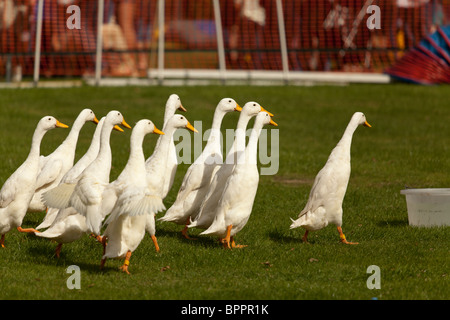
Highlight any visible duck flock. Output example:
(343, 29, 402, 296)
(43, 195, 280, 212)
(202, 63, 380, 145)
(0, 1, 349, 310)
(0, 94, 370, 274)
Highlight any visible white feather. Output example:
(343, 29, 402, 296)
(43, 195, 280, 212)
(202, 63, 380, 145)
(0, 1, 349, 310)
(160, 98, 239, 226)
(190, 102, 268, 231)
(28, 109, 98, 212)
(102, 119, 164, 262)
(36, 117, 106, 230)
(144, 112, 198, 236)
(199, 111, 274, 245)
(290, 112, 370, 235)
(0, 116, 66, 237)
(64, 110, 128, 235)
(41, 183, 76, 209)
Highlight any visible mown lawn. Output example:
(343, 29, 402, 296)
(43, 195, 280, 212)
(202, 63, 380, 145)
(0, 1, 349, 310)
(0, 83, 448, 301)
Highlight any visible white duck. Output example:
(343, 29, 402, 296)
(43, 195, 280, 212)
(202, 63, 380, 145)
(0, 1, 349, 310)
(188, 101, 273, 232)
(143, 114, 198, 249)
(36, 117, 106, 231)
(0, 116, 68, 247)
(42, 110, 131, 236)
(200, 112, 278, 248)
(145, 94, 187, 200)
(36, 118, 124, 257)
(159, 98, 241, 239)
(35, 207, 88, 257)
(290, 112, 371, 244)
(100, 119, 165, 274)
(28, 108, 99, 213)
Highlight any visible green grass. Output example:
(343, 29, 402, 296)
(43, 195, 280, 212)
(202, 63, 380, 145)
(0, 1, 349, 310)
(0, 84, 449, 300)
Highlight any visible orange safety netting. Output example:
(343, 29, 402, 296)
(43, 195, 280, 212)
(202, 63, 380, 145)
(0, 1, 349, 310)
(0, 0, 448, 79)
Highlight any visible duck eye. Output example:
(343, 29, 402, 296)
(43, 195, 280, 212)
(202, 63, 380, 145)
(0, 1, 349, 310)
(253, 103, 256, 106)
(48, 117, 52, 121)
(228, 100, 232, 103)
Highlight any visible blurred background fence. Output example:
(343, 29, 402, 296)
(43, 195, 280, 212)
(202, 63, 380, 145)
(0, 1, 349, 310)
(0, 0, 449, 85)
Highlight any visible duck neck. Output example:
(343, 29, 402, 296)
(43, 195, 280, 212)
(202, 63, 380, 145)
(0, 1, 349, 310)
(96, 122, 114, 164)
(156, 106, 176, 149)
(334, 119, 359, 156)
(147, 124, 176, 189)
(163, 103, 176, 126)
(148, 124, 176, 171)
(83, 121, 103, 158)
(205, 108, 226, 152)
(62, 115, 85, 148)
(155, 125, 176, 159)
(244, 120, 264, 165)
(28, 126, 47, 160)
(126, 130, 146, 171)
(226, 112, 252, 162)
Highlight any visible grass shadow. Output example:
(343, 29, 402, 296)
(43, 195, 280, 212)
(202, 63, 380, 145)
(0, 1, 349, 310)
(21, 213, 46, 228)
(23, 234, 108, 274)
(377, 219, 409, 228)
(156, 226, 222, 249)
(267, 228, 310, 245)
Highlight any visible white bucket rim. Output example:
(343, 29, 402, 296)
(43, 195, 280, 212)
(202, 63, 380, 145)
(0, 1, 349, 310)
(400, 188, 450, 196)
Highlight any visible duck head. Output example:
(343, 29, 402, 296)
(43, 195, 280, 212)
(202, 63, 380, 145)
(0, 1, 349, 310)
(39, 116, 69, 131)
(134, 119, 165, 136)
(168, 114, 198, 133)
(217, 98, 242, 113)
(353, 112, 372, 128)
(167, 94, 187, 113)
(257, 111, 278, 127)
(105, 110, 132, 132)
(242, 101, 274, 118)
(79, 108, 99, 124)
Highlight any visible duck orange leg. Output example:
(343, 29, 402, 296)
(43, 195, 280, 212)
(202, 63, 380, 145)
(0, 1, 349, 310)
(302, 230, 309, 243)
(119, 250, 132, 274)
(99, 236, 109, 270)
(101, 236, 107, 255)
(181, 217, 197, 240)
(230, 236, 247, 249)
(221, 225, 233, 249)
(17, 226, 40, 233)
(100, 256, 107, 270)
(1, 234, 5, 248)
(90, 233, 104, 243)
(55, 243, 63, 258)
(337, 226, 358, 245)
(151, 235, 160, 252)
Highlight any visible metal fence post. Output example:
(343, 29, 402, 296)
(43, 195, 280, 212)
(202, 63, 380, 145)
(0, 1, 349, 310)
(33, 0, 44, 87)
(213, 0, 226, 84)
(157, 0, 165, 85)
(275, 0, 289, 84)
(95, 0, 105, 86)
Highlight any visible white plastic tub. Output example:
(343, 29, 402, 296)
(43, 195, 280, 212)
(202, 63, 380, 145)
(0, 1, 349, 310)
(400, 188, 450, 227)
